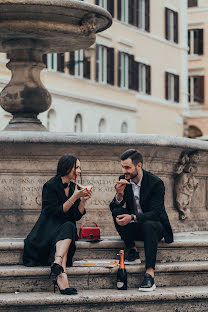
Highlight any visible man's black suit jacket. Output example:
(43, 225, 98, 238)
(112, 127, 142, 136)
(109, 169, 173, 244)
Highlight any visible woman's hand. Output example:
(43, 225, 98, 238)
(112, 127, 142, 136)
(81, 189, 92, 202)
(72, 184, 89, 200)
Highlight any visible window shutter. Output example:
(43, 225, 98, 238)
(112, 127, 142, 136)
(107, 0, 114, 17)
(135, 0, 139, 27)
(133, 61, 139, 91)
(117, 0, 122, 20)
(146, 65, 151, 95)
(129, 55, 138, 91)
(188, 30, 190, 54)
(83, 53, 91, 79)
(118, 51, 121, 87)
(107, 47, 114, 85)
(96, 44, 99, 82)
(128, 54, 134, 90)
(69, 52, 75, 75)
(165, 8, 169, 40)
(198, 29, 203, 55)
(145, 0, 150, 32)
(174, 12, 178, 43)
(57, 53, 65, 72)
(174, 74, 179, 103)
(196, 76, 204, 103)
(42, 54, 47, 66)
(128, 0, 134, 25)
(165, 72, 169, 99)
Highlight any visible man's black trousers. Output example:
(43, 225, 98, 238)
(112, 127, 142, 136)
(112, 207, 164, 270)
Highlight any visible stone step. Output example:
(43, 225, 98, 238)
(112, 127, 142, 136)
(0, 286, 208, 311)
(0, 261, 208, 293)
(1, 232, 208, 265)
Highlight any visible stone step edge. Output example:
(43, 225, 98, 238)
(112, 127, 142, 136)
(1, 233, 208, 250)
(0, 286, 208, 307)
(1, 261, 208, 277)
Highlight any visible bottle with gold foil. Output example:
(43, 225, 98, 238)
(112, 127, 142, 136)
(117, 250, 127, 290)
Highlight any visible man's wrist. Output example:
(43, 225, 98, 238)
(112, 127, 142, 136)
(131, 214, 137, 222)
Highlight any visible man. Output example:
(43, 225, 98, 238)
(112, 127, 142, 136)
(109, 149, 173, 291)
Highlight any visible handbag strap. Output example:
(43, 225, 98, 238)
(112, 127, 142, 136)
(80, 221, 99, 228)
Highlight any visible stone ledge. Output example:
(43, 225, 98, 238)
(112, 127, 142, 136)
(0, 132, 208, 150)
(1, 260, 208, 277)
(0, 231, 208, 250)
(0, 286, 208, 306)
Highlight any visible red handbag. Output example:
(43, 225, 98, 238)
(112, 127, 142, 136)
(78, 221, 100, 241)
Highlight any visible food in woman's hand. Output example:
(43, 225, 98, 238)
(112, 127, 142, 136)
(115, 179, 130, 185)
(77, 183, 93, 191)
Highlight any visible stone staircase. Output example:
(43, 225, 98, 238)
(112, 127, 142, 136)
(0, 232, 208, 311)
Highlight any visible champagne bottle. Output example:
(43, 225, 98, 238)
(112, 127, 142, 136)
(117, 250, 127, 290)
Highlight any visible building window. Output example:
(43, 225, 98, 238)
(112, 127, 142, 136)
(188, 0, 198, 7)
(75, 50, 84, 77)
(47, 109, 56, 131)
(42, 53, 65, 72)
(69, 50, 91, 79)
(188, 76, 204, 103)
(47, 53, 57, 71)
(121, 122, 128, 133)
(138, 63, 151, 94)
(118, 0, 150, 31)
(98, 118, 106, 133)
(165, 8, 178, 43)
(118, 52, 129, 89)
(74, 114, 83, 133)
(188, 29, 203, 55)
(138, 0, 150, 31)
(127, 55, 151, 94)
(96, 0, 114, 16)
(165, 72, 180, 102)
(117, 0, 129, 23)
(96, 45, 114, 85)
(96, 45, 107, 84)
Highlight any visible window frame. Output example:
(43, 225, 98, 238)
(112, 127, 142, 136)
(74, 114, 83, 133)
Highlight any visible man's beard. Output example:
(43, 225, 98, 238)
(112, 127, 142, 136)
(125, 169, 138, 180)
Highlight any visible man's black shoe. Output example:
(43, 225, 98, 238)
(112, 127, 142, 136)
(139, 273, 156, 291)
(124, 248, 141, 265)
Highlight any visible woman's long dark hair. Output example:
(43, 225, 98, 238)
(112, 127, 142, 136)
(56, 155, 78, 177)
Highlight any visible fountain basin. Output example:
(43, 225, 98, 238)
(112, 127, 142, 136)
(0, 132, 208, 237)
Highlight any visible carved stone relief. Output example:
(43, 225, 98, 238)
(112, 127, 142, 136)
(173, 151, 200, 220)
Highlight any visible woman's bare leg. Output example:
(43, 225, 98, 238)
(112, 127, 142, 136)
(54, 239, 71, 289)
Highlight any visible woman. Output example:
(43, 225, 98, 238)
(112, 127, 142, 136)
(23, 155, 91, 295)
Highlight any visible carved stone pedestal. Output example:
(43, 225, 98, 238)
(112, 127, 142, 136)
(0, 0, 112, 130)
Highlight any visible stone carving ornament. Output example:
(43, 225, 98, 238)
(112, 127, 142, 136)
(174, 151, 200, 220)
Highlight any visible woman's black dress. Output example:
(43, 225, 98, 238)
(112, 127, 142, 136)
(23, 175, 85, 267)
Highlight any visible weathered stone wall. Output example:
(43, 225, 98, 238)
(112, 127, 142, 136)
(0, 132, 208, 237)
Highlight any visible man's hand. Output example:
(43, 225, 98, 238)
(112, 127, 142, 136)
(114, 182, 126, 201)
(116, 214, 131, 226)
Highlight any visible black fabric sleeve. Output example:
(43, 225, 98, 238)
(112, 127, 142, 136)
(42, 184, 66, 218)
(136, 181, 165, 223)
(109, 196, 126, 212)
(67, 201, 86, 221)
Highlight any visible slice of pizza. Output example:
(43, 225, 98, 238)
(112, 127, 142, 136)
(77, 183, 93, 191)
(115, 179, 130, 185)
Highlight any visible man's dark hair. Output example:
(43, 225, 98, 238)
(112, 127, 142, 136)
(120, 149, 143, 165)
(56, 155, 78, 177)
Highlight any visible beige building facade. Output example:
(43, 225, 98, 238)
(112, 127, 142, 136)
(0, 0, 188, 136)
(186, 0, 208, 137)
